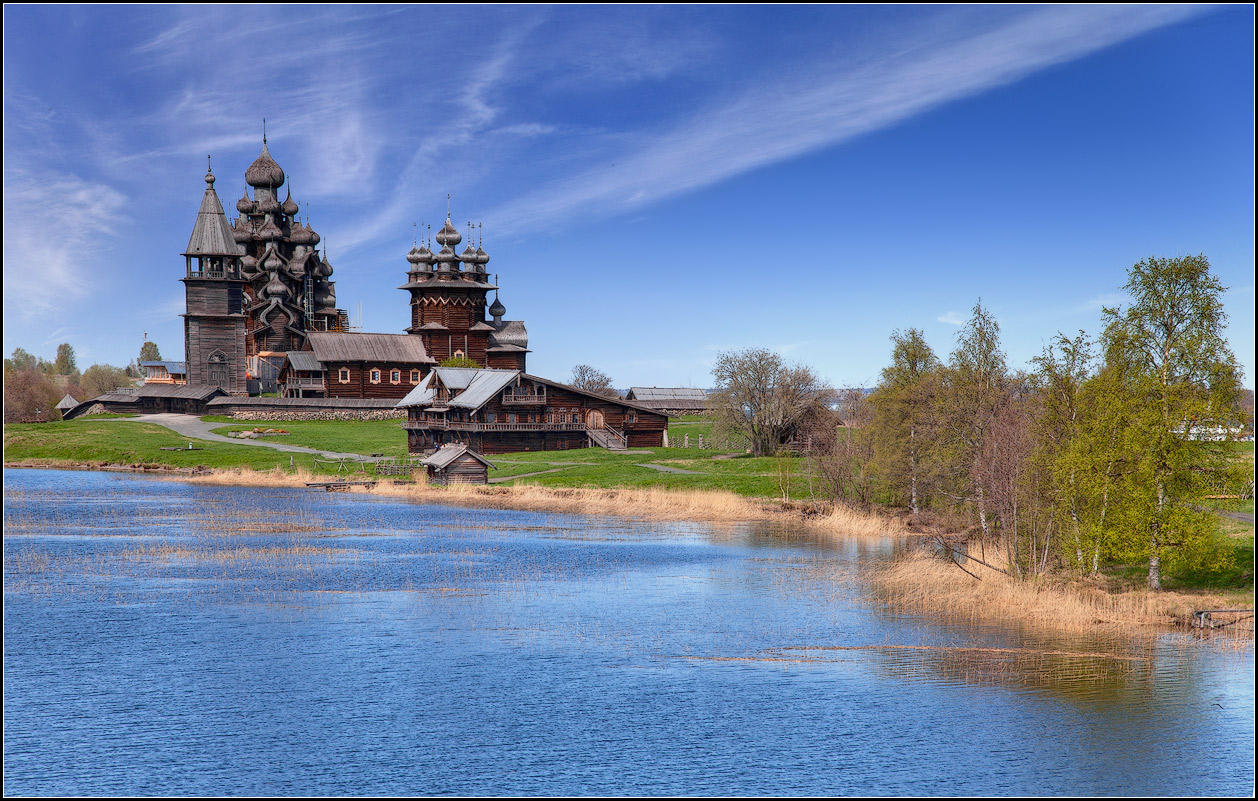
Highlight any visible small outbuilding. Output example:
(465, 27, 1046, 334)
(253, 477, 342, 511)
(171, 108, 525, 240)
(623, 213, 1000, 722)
(421, 444, 493, 486)
(54, 394, 79, 415)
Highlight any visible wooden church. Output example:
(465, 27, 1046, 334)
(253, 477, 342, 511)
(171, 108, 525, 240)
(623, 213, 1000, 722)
(176, 136, 666, 452)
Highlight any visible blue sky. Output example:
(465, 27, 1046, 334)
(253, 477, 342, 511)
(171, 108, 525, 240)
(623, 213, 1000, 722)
(3, 5, 1253, 389)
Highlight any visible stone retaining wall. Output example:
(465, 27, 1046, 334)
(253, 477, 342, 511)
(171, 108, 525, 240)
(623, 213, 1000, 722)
(222, 409, 407, 422)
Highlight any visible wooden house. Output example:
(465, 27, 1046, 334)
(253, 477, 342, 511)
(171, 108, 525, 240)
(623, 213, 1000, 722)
(141, 361, 188, 385)
(63, 385, 228, 419)
(624, 387, 709, 415)
(398, 368, 667, 455)
(421, 444, 493, 485)
(276, 332, 436, 399)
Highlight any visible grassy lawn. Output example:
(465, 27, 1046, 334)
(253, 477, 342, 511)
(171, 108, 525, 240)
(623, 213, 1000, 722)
(3, 420, 325, 472)
(201, 416, 410, 459)
(485, 445, 816, 500)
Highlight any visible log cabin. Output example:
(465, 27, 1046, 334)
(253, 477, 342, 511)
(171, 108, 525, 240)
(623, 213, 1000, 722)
(398, 368, 667, 455)
(276, 332, 435, 399)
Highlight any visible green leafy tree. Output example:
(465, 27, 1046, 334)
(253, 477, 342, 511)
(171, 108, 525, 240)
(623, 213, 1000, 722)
(869, 328, 941, 514)
(438, 356, 481, 368)
(5, 348, 37, 372)
(54, 343, 78, 376)
(139, 340, 161, 363)
(934, 301, 1009, 542)
(80, 364, 135, 399)
(1100, 254, 1242, 589)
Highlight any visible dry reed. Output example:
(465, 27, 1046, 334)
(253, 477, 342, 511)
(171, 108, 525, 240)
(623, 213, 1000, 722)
(873, 548, 1255, 636)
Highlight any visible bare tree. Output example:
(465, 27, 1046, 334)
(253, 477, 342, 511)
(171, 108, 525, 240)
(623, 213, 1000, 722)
(820, 388, 875, 507)
(708, 348, 834, 457)
(569, 364, 617, 397)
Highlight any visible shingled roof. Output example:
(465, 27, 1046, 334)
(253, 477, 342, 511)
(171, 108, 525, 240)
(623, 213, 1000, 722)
(184, 174, 244, 257)
(625, 387, 709, 410)
(306, 332, 435, 364)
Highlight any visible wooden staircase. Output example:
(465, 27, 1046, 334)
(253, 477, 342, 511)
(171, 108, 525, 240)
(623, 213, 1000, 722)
(587, 426, 627, 450)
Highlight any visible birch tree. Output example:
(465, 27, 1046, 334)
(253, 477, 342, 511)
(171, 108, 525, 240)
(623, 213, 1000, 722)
(1101, 254, 1242, 589)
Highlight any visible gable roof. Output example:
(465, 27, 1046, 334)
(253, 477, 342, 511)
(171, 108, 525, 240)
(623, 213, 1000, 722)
(626, 387, 708, 401)
(55, 394, 79, 410)
(306, 332, 435, 365)
(396, 367, 667, 416)
(421, 443, 494, 471)
(284, 351, 324, 372)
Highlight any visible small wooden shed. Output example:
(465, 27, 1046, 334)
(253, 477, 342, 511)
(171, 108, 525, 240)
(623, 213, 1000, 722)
(421, 444, 493, 486)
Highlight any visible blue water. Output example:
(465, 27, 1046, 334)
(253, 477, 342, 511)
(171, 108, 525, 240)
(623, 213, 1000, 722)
(3, 469, 1254, 795)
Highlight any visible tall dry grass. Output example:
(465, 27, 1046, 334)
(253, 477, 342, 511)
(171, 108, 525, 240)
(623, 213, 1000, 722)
(874, 548, 1255, 635)
(175, 465, 912, 536)
(367, 480, 765, 523)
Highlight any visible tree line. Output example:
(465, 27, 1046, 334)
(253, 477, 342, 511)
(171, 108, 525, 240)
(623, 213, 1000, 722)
(707, 255, 1251, 590)
(3, 341, 161, 423)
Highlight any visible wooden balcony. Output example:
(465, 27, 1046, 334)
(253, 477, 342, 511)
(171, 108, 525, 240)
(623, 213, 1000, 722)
(501, 391, 546, 405)
(402, 419, 587, 433)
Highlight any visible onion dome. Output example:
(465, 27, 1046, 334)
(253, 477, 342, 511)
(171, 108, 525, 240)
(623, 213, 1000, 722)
(488, 296, 506, 319)
(263, 247, 284, 272)
(280, 190, 299, 217)
(290, 220, 315, 246)
(460, 244, 478, 268)
(415, 244, 435, 271)
(236, 192, 255, 214)
(256, 194, 280, 215)
(265, 273, 290, 299)
(306, 225, 321, 246)
(406, 245, 423, 265)
(288, 257, 306, 279)
(318, 254, 334, 278)
(241, 254, 259, 278)
(475, 246, 489, 266)
(435, 219, 461, 248)
(205, 169, 216, 185)
(232, 220, 253, 244)
(245, 142, 285, 188)
(258, 217, 283, 242)
(435, 245, 456, 271)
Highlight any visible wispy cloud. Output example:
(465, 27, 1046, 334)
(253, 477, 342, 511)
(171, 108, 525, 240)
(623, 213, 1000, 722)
(937, 311, 966, 326)
(486, 5, 1207, 233)
(2, 171, 129, 318)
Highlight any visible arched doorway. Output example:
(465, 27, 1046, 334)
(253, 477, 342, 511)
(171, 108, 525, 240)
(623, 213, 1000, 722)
(585, 409, 605, 429)
(208, 352, 229, 389)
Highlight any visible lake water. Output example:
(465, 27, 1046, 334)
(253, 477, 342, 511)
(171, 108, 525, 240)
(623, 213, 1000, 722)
(3, 468, 1253, 796)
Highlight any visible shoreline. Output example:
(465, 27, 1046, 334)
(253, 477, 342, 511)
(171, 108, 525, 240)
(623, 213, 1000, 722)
(6, 460, 1252, 637)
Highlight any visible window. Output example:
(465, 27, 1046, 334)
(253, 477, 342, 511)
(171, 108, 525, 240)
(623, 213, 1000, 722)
(627, 411, 637, 424)
(390, 369, 401, 384)
(338, 367, 350, 384)
(571, 413, 580, 424)
(487, 413, 496, 422)
(410, 370, 420, 383)
(370, 369, 381, 384)
(453, 349, 465, 359)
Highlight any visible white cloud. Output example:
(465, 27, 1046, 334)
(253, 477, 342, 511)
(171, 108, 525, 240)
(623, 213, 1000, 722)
(486, 5, 1207, 233)
(2, 171, 129, 319)
(938, 311, 965, 326)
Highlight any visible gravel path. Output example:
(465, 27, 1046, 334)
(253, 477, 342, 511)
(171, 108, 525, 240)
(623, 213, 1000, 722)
(93, 413, 386, 461)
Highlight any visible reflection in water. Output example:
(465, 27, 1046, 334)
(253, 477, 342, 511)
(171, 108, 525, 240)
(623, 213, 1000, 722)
(3, 469, 1254, 796)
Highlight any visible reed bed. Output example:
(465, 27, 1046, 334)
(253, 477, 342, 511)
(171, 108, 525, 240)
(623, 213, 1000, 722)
(873, 548, 1255, 637)
(178, 464, 910, 540)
